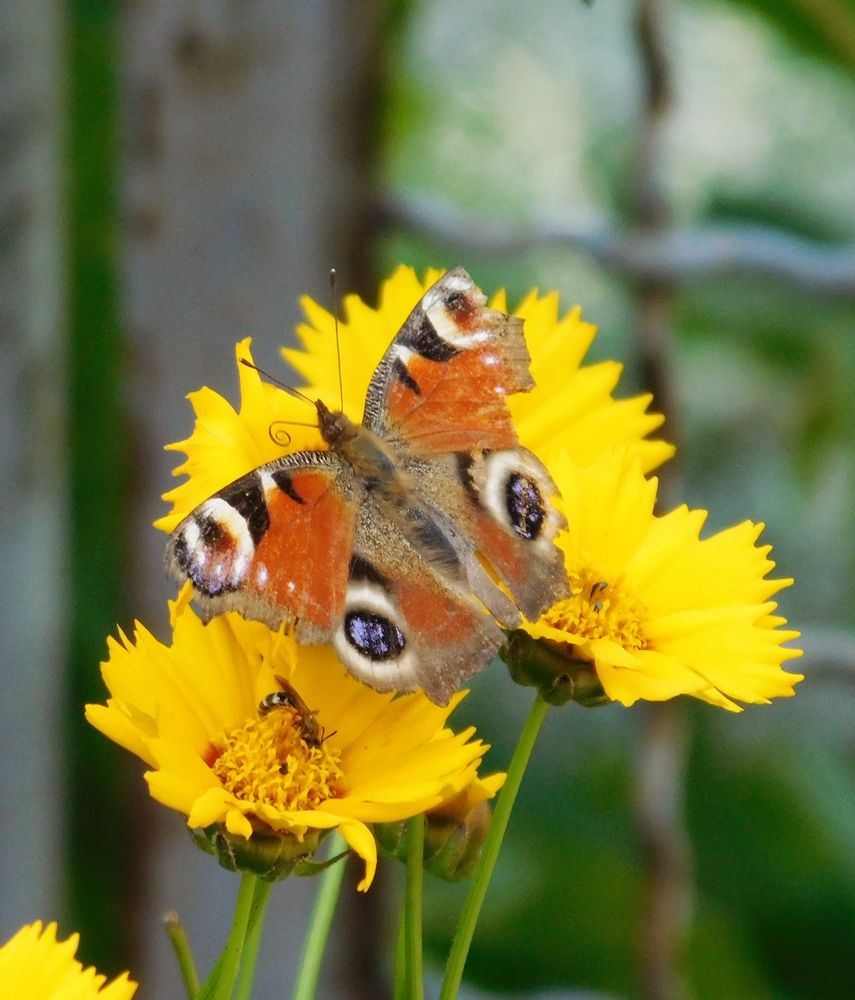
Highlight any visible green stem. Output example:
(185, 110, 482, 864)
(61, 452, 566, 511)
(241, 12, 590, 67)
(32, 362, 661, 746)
(164, 911, 200, 999)
(201, 873, 257, 1000)
(292, 833, 348, 1000)
(439, 692, 550, 1000)
(393, 900, 408, 1000)
(404, 815, 425, 1000)
(233, 878, 274, 1000)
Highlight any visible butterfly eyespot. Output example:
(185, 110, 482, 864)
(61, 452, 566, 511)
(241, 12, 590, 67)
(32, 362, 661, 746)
(505, 472, 545, 541)
(171, 533, 190, 571)
(199, 518, 227, 546)
(218, 478, 271, 545)
(344, 610, 407, 661)
(445, 290, 466, 312)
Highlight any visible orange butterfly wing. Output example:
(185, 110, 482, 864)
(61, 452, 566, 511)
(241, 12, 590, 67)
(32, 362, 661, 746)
(166, 452, 358, 640)
(363, 266, 532, 453)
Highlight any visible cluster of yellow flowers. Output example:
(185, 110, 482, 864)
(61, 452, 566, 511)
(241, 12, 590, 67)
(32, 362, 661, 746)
(7, 266, 803, 997)
(6, 267, 802, 1000)
(84, 265, 802, 896)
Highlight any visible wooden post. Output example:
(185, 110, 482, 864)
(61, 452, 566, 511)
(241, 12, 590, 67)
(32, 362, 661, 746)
(0, 0, 66, 942)
(121, 3, 383, 993)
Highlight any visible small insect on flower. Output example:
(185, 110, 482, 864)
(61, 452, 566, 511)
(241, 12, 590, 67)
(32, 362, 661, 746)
(258, 674, 332, 748)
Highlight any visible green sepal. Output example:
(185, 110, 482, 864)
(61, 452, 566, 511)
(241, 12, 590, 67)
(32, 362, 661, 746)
(189, 823, 324, 881)
(376, 817, 406, 860)
(293, 849, 350, 877)
(500, 629, 610, 707)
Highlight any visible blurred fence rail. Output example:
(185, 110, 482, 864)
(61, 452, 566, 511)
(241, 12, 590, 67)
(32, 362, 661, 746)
(380, 194, 855, 299)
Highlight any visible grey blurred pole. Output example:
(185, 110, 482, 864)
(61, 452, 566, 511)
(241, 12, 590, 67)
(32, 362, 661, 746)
(121, 3, 384, 996)
(0, 0, 66, 939)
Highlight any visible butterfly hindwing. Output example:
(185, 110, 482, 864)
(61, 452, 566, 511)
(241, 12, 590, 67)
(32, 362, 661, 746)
(403, 448, 567, 622)
(331, 497, 505, 704)
(166, 451, 359, 640)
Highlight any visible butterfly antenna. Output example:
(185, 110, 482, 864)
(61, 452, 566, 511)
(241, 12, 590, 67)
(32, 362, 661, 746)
(330, 268, 344, 412)
(239, 358, 314, 406)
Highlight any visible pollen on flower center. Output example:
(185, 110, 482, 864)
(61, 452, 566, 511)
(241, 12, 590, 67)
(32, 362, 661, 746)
(542, 569, 649, 651)
(212, 709, 345, 814)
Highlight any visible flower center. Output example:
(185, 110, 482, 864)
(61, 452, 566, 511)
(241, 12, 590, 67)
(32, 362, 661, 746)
(212, 708, 345, 814)
(542, 569, 648, 651)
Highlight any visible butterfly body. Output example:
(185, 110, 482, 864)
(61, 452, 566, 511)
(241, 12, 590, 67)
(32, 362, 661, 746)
(315, 400, 412, 502)
(167, 267, 567, 704)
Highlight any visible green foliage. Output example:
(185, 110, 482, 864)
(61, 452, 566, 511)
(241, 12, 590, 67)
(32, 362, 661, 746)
(689, 715, 855, 998)
(727, 0, 855, 75)
(65, 0, 132, 977)
(424, 701, 836, 997)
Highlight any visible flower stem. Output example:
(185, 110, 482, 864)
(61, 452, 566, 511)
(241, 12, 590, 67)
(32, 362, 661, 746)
(404, 815, 426, 1000)
(200, 873, 257, 1000)
(393, 901, 408, 1000)
(164, 911, 200, 999)
(439, 691, 550, 1000)
(233, 877, 274, 1000)
(293, 833, 348, 1000)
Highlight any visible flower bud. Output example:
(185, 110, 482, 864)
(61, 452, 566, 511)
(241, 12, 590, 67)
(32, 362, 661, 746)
(377, 781, 499, 882)
(190, 824, 322, 881)
(500, 628, 609, 707)
(423, 792, 493, 882)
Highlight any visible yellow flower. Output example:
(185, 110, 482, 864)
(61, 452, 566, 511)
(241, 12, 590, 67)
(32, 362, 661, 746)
(85, 598, 498, 890)
(0, 921, 136, 1000)
(522, 449, 803, 711)
(156, 265, 672, 532)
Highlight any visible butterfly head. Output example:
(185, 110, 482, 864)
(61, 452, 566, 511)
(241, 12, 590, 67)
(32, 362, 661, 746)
(316, 399, 359, 449)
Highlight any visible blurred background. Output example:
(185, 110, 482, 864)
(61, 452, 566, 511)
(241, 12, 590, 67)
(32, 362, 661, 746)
(1, 0, 853, 997)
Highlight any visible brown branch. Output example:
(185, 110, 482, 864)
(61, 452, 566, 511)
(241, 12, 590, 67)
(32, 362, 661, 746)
(635, 704, 692, 1000)
(629, 4, 691, 1000)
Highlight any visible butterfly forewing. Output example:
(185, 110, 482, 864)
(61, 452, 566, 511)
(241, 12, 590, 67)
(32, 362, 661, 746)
(363, 267, 534, 453)
(166, 451, 359, 640)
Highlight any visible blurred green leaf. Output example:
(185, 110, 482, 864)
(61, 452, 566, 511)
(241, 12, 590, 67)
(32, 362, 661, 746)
(65, 0, 133, 978)
(728, 0, 855, 74)
(690, 717, 855, 998)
